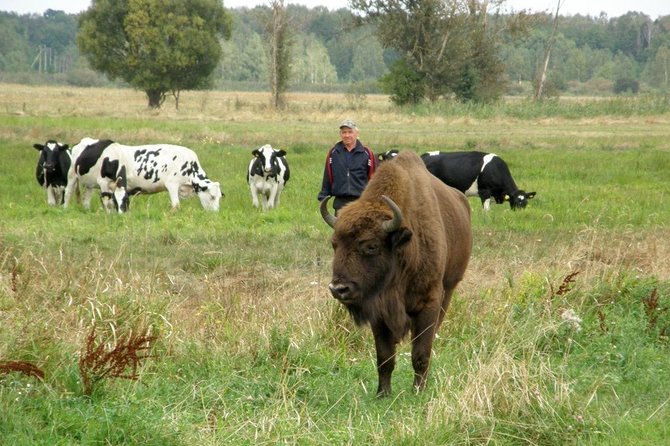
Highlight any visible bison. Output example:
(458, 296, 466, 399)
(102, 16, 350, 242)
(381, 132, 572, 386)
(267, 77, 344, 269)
(320, 151, 472, 396)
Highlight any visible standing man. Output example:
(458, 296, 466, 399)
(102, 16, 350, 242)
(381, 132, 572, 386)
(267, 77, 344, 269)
(318, 119, 376, 214)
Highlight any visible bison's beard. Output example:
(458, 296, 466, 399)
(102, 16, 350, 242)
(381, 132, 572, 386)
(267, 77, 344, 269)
(338, 262, 400, 328)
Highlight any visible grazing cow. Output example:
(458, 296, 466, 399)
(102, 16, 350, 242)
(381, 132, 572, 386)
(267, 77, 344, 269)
(376, 149, 399, 163)
(34, 140, 71, 205)
(63, 138, 121, 212)
(421, 151, 536, 210)
(247, 144, 290, 211)
(65, 138, 222, 213)
(320, 151, 472, 397)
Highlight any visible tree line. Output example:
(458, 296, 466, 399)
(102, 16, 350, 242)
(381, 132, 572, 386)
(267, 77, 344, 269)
(1, 1, 668, 105)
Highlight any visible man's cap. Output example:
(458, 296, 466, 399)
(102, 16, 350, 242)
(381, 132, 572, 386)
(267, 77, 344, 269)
(339, 119, 357, 129)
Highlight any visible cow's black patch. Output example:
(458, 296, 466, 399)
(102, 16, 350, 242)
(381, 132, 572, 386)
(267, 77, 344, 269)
(101, 157, 120, 181)
(76, 139, 114, 175)
(134, 148, 163, 183)
(180, 161, 201, 177)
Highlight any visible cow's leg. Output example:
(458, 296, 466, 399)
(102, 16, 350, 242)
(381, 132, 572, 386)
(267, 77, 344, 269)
(479, 190, 493, 211)
(410, 301, 442, 392)
(54, 185, 65, 205)
(371, 322, 396, 397)
(267, 183, 278, 209)
(250, 184, 260, 209)
(165, 183, 181, 209)
(82, 187, 94, 210)
(63, 168, 78, 208)
(260, 190, 269, 212)
(274, 187, 282, 208)
(46, 186, 57, 206)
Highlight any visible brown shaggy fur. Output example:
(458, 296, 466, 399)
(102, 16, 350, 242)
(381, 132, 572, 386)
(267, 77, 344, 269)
(327, 151, 472, 396)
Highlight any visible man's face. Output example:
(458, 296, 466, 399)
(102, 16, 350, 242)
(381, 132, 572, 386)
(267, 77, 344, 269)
(339, 127, 358, 148)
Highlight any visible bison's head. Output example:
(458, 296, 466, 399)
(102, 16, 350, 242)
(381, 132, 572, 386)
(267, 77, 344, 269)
(507, 190, 536, 210)
(321, 195, 412, 307)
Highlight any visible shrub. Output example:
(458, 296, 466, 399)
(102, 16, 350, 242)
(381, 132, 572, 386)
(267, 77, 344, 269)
(614, 77, 640, 94)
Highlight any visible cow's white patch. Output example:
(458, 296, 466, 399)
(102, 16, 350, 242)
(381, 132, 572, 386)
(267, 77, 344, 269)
(426, 151, 440, 156)
(464, 180, 479, 197)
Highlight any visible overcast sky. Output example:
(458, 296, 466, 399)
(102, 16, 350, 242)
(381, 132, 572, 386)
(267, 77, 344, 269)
(1, 0, 668, 19)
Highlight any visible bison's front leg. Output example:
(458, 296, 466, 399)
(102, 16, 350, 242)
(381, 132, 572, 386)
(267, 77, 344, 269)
(410, 307, 441, 391)
(371, 322, 396, 397)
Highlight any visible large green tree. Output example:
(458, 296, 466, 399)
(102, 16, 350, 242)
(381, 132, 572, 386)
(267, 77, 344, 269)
(77, 0, 232, 108)
(351, 0, 509, 104)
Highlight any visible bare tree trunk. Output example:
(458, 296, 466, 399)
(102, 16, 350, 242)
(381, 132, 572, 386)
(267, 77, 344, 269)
(535, 0, 563, 100)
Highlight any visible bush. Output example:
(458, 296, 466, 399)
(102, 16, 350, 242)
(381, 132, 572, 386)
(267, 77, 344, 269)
(614, 77, 640, 94)
(380, 59, 425, 105)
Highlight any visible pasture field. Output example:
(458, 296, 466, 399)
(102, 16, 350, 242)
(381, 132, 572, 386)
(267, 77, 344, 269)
(1, 84, 669, 445)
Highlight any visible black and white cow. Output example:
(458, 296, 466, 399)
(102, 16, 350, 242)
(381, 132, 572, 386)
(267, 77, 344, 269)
(64, 138, 121, 212)
(421, 151, 536, 210)
(34, 140, 71, 205)
(65, 138, 222, 213)
(246, 144, 290, 211)
(377, 149, 399, 163)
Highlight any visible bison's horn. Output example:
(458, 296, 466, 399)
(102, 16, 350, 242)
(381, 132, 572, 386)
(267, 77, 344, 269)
(320, 196, 337, 228)
(381, 195, 403, 233)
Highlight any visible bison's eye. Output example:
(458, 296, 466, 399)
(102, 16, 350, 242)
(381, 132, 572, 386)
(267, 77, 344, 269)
(360, 241, 380, 256)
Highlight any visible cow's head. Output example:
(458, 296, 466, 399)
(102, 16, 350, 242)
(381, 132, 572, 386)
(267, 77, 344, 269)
(111, 166, 131, 213)
(195, 181, 222, 212)
(321, 195, 412, 306)
(377, 149, 399, 163)
(507, 190, 536, 210)
(252, 145, 286, 177)
(34, 140, 69, 172)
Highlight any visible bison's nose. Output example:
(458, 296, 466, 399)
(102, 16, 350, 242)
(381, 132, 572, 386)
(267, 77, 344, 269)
(329, 282, 351, 301)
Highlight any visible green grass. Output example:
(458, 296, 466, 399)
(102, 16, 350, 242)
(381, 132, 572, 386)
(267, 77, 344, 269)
(1, 85, 669, 445)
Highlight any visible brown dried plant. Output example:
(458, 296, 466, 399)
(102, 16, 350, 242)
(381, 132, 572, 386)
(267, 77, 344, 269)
(642, 288, 668, 336)
(553, 271, 580, 298)
(79, 325, 158, 396)
(11, 264, 18, 293)
(0, 360, 45, 380)
(597, 309, 609, 333)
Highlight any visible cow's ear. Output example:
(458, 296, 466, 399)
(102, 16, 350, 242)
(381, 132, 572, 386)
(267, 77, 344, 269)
(276, 150, 286, 157)
(252, 149, 260, 157)
(33, 144, 44, 150)
(58, 144, 69, 151)
(527, 192, 536, 199)
(389, 227, 412, 250)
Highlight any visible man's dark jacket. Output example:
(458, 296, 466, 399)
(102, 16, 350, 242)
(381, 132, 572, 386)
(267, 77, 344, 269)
(317, 140, 374, 207)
